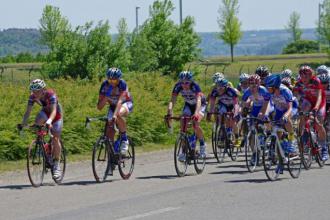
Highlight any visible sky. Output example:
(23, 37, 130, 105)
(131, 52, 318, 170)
(0, 0, 324, 33)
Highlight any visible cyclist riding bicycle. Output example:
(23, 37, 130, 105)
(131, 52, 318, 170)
(97, 67, 133, 154)
(318, 72, 330, 112)
(255, 66, 271, 86)
(281, 77, 299, 118)
(167, 71, 207, 159)
(263, 74, 297, 156)
(237, 73, 250, 94)
(293, 65, 328, 161)
(207, 78, 240, 141)
(19, 79, 63, 180)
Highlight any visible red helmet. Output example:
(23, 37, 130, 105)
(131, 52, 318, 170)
(299, 65, 313, 75)
(249, 74, 261, 85)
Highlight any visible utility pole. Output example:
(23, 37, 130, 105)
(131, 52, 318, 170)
(318, 2, 324, 52)
(136, 6, 140, 31)
(179, 0, 183, 24)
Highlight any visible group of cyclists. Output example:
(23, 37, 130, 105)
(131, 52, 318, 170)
(166, 64, 330, 167)
(17, 62, 330, 182)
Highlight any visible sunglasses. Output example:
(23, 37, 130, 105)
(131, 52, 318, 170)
(181, 81, 191, 85)
(249, 83, 258, 87)
(108, 78, 119, 83)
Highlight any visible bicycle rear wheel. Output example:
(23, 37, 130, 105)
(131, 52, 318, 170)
(215, 126, 227, 163)
(174, 135, 188, 177)
(229, 132, 238, 161)
(315, 146, 325, 168)
(52, 141, 66, 184)
(211, 123, 217, 157)
(194, 146, 206, 174)
(92, 137, 110, 183)
(299, 132, 312, 170)
(262, 136, 280, 181)
(27, 141, 45, 187)
(118, 137, 135, 180)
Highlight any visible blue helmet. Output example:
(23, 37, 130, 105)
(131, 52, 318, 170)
(179, 71, 193, 81)
(106, 68, 122, 79)
(215, 78, 229, 87)
(264, 74, 282, 88)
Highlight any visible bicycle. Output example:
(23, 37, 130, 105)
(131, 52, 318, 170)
(298, 112, 325, 169)
(324, 109, 330, 157)
(164, 115, 206, 177)
(86, 116, 135, 183)
(212, 112, 240, 163)
(262, 120, 301, 181)
(241, 116, 267, 173)
(19, 124, 66, 187)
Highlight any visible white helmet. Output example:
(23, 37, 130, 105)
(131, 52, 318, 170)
(29, 79, 46, 91)
(212, 72, 224, 83)
(281, 69, 292, 79)
(239, 73, 250, 83)
(316, 65, 329, 75)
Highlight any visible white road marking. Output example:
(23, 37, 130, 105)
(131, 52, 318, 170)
(116, 207, 180, 220)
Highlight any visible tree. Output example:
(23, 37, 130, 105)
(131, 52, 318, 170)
(285, 11, 302, 42)
(129, 0, 200, 73)
(318, 0, 330, 47)
(217, 0, 242, 62)
(39, 5, 70, 50)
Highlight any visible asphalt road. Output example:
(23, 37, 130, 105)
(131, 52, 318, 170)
(1, 150, 330, 220)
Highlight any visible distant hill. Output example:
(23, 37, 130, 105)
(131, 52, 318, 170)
(199, 28, 317, 57)
(0, 28, 317, 58)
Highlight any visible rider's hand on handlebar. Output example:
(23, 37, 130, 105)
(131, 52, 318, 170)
(192, 114, 200, 122)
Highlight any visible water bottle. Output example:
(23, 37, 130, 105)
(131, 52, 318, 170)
(311, 131, 317, 143)
(189, 133, 196, 149)
(114, 139, 120, 154)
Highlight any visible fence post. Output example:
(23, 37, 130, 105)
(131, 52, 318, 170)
(11, 69, 14, 83)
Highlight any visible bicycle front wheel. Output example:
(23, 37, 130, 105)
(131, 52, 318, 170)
(27, 141, 45, 187)
(299, 132, 312, 170)
(118, 137, 135, 180)
(174, 135, 188, 177)
(262, 136, 280, 181)
(92, 137, 110, 183)
(211, 123, 217, 157)
(215, 126, 227, 163)
(194, 146, 206, 174)
(245, 132, 258, 173)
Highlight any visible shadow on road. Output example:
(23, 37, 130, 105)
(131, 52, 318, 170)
(224, 178, 271, 184)
(136, 174, 178, 180)
(61, 180, 111, 186)
(0, 184, 32, 190)
(217, 164, 247, 169)
(209, 170, 248, 175)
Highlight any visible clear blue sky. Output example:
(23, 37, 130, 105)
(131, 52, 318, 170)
(0, 0, 324, 33)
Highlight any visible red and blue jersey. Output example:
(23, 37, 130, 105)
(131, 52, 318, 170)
(172, 81, 206, 105)
(28, 89, 62, 122)
(99, 79, 132, 106)
(210, 87, 239, 107)
(265, 84, 293, 112)
(242, 86, 269, 117)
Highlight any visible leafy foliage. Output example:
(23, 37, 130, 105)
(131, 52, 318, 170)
(282, 39, 319, 54)
(285, 11, 302, 42)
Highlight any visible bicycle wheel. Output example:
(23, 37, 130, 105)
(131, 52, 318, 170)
(299, 132, 312, 170)
(262, 136, 280, 181)
(315, 145, 325, 168)
(52, 141, 66, 184)
(211, 123, 217, 157)
(118, 137, 135, 180)
(27, 141, 45, 187)
(194, 145, 206, 174)
(215, 126, 227, 163)
(287, 153, 301, 179)
(229, 132, 239, 161)
(174, 135, 188, 177)
(92, 137, 110, 183)
(245, 132, 258, 173)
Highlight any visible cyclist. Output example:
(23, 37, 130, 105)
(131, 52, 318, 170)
(167, 71, 207, 159)
(263, 74, 297, 156)
(293, 65, 328, 161)
(97, 68, 133, 154)
(237, 73, 250, 94)
(19, 79, 63, 180)
(281, 77, 299, 118)
(255, 65, 271, 86)
(207, 77, 240, 143)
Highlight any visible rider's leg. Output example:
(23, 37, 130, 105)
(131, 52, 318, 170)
(315, 107, 328, 160)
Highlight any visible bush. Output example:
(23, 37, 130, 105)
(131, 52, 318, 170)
(282, 39, 319, 54)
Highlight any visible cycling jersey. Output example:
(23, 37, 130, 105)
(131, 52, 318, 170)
(99, 79, 132, 106)
(265, 85, 293, 120)
(28, 89, 62, 122)
(294, 76, 326, 110)
(172, 81, 206, 105)
(242, 86, 269, 117)
(237, 83, 249, 94)
(210, 87, 239, 107)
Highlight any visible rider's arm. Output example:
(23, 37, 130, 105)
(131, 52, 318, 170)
(194, 95, 202, 115)
(47, 103, 57, 124)
(97, 97, 108, 110)
(314, 89, 322, 110)
(284, 102, 292, 118)
(113, 92, 125, 117)
(260, 100, 269, 117)
(209, 96, 216, 112)
(22, 104, 33, 125)
(168, 95, 177, 115)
